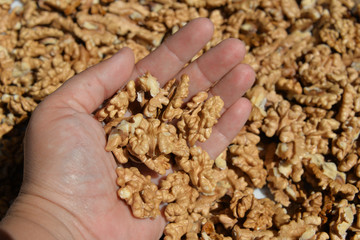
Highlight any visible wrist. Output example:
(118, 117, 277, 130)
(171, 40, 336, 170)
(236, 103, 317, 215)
(0, 193, 87, 240)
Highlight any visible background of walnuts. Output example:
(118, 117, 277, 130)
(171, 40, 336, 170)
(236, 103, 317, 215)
(1, 0, 360, 239)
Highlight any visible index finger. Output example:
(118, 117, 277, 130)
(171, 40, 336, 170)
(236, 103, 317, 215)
(130, 18, 214, 84)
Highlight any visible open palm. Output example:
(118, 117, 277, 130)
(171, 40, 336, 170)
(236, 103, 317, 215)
(1, 18, 254, 240)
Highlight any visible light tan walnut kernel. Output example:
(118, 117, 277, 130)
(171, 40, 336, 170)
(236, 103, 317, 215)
(116, 167, 162, 218)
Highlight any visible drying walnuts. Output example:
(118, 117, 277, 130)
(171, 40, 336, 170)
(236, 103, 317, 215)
(1, 0, 360, 239)
(96, 73, 226, 239)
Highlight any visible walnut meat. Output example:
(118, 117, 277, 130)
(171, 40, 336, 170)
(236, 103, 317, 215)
(2, 0, 360, 239)
(97, 73, 224, 230)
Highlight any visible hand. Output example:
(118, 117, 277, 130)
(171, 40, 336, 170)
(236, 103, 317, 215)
(0, 18, 254, 240)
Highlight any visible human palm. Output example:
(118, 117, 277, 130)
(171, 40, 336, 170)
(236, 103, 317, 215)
(1, 18, 254, 240)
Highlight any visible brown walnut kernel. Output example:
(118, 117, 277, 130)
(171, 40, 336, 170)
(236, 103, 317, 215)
(116, 167, 162, 218)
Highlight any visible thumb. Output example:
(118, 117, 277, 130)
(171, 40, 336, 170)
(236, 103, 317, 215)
(46, 47, 135, 114)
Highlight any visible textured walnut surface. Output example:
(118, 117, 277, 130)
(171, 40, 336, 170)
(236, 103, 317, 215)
(1, 0, 360, 239)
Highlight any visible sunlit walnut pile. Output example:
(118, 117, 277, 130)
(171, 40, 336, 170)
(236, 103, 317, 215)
(1, 0, 360, 239)
(96, 73, 228, 239)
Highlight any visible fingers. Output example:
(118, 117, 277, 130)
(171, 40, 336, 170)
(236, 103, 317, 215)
(47, 48, 135, 113)
(197, 98, 252, 159)
(195, 63, 255, 159)
(130, 18, 214, 84)
(178, 38, 246, 100)
(209, 64, 255, 110)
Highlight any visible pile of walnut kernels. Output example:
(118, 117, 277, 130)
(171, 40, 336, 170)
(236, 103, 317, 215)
(96, 72, 226, 240)
(1, 0, 360, 239)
